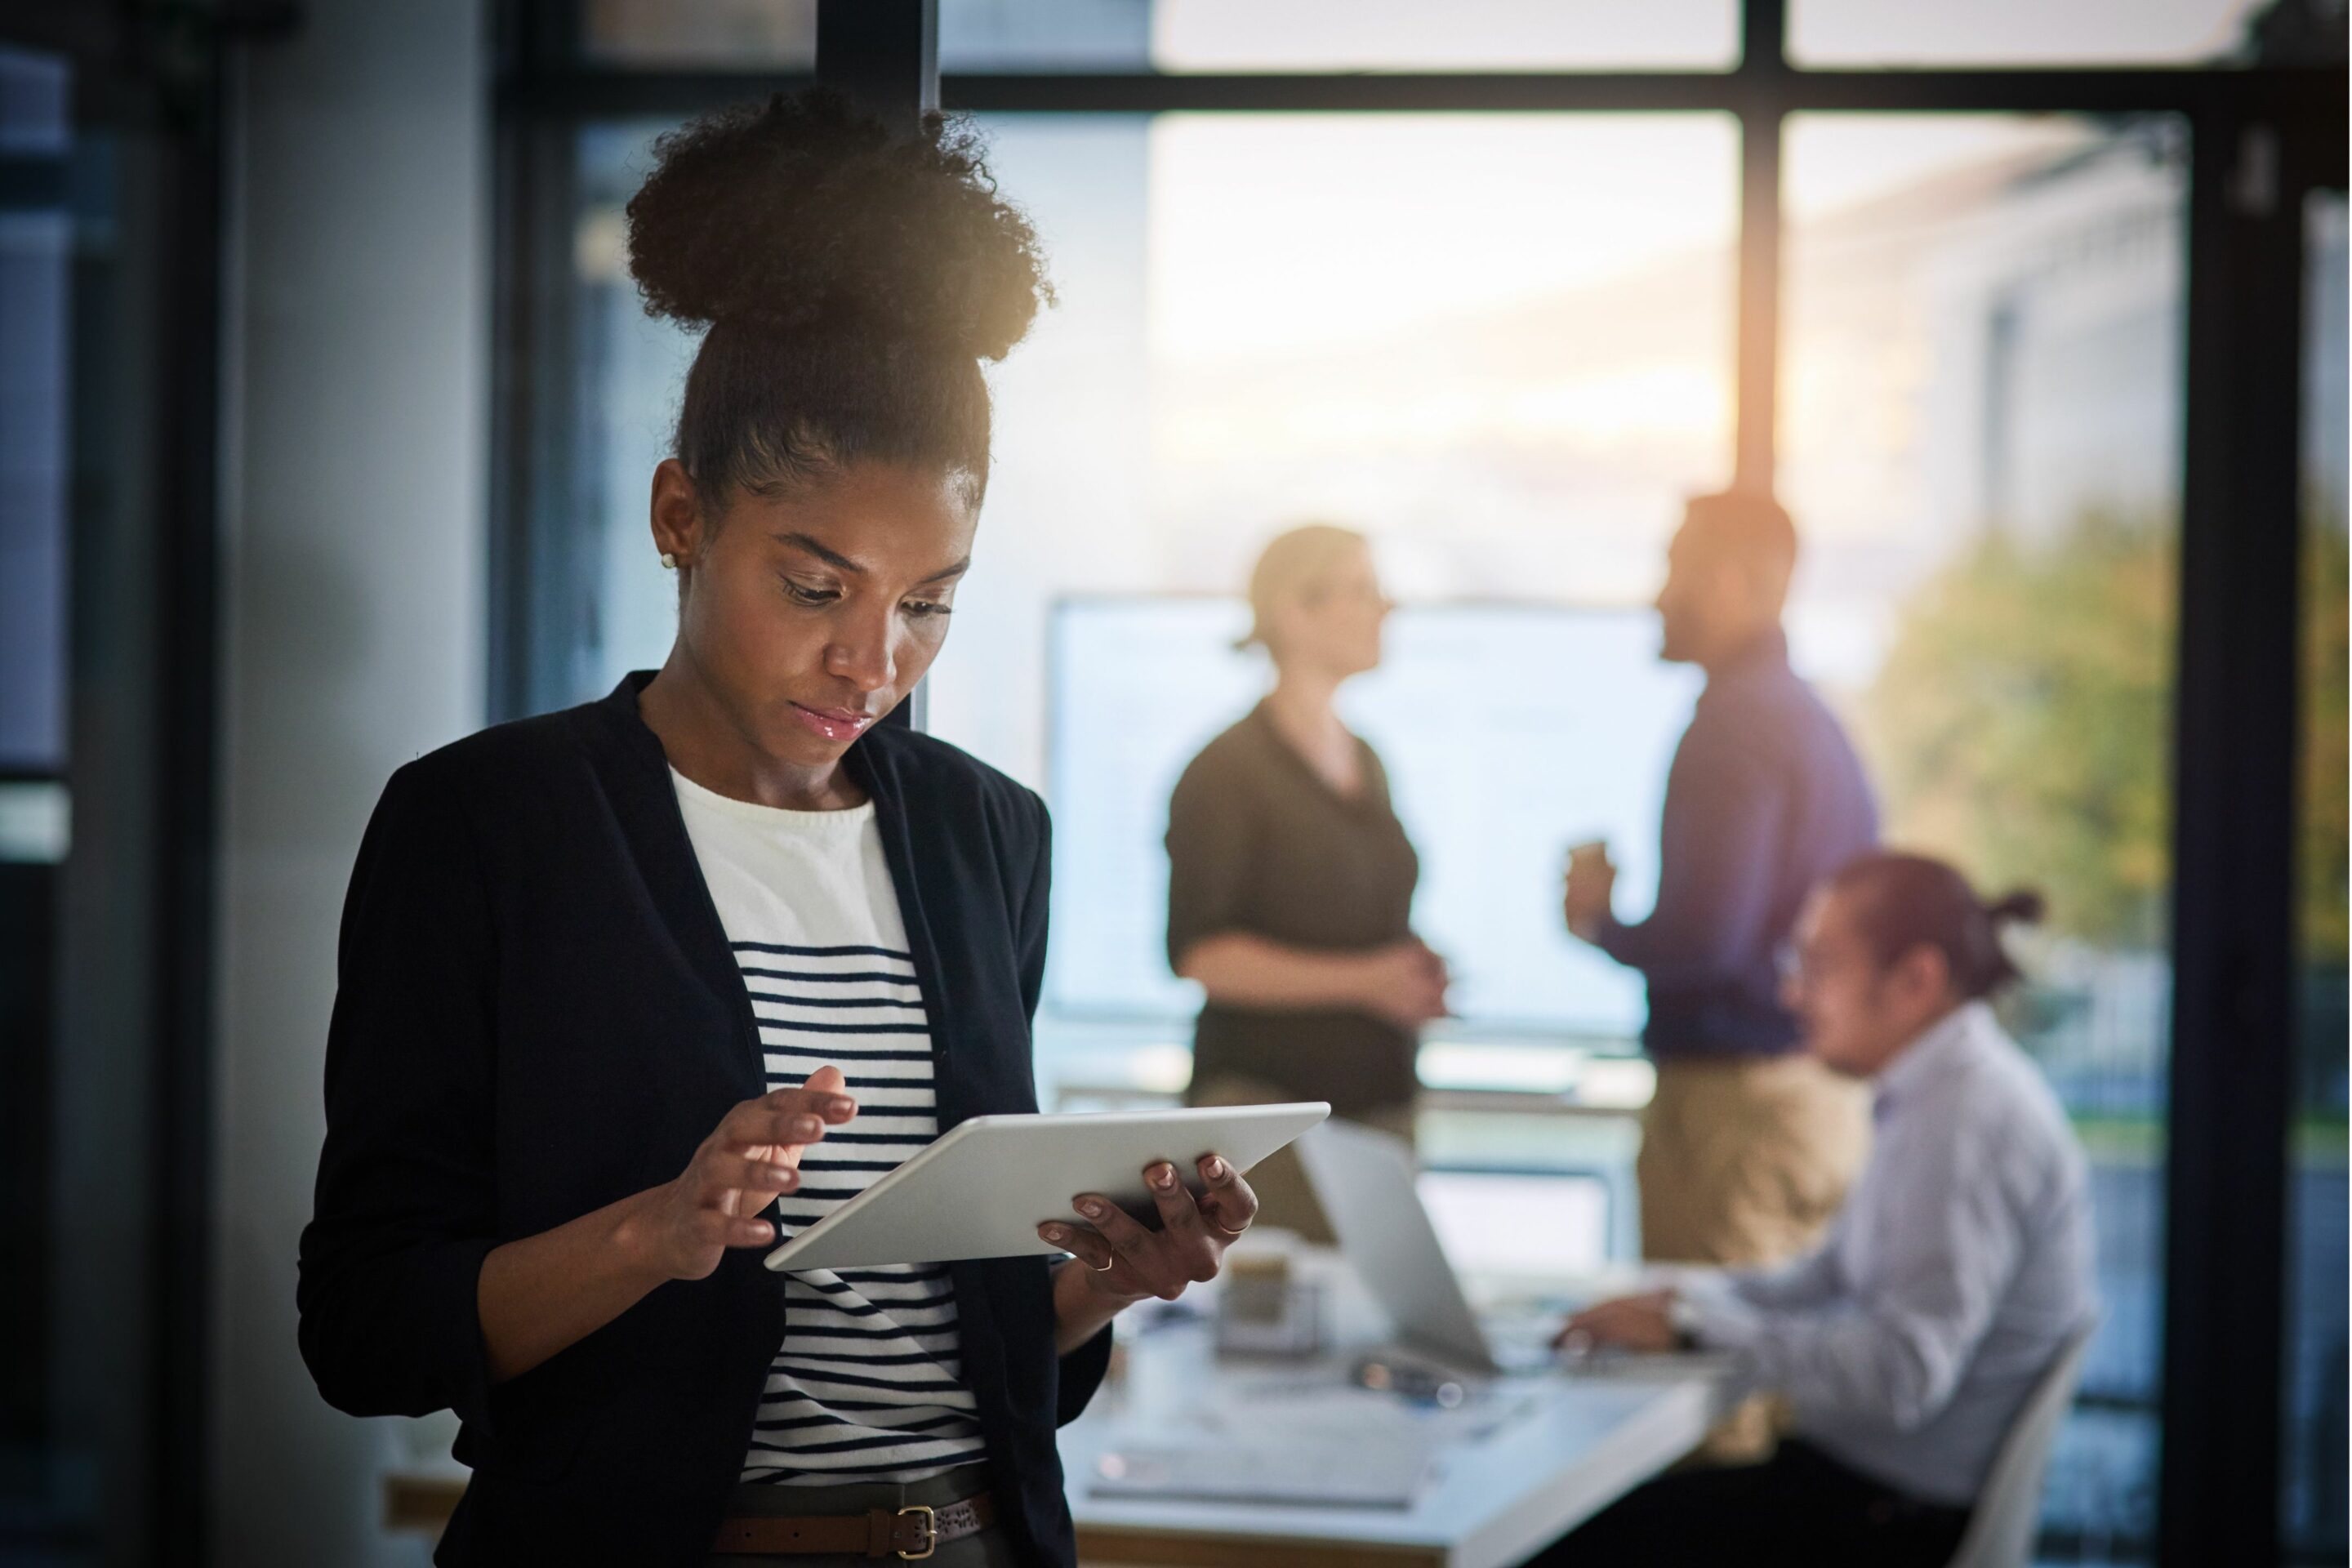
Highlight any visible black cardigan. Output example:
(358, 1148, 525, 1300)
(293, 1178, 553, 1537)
(296, 673, 1111, 1566)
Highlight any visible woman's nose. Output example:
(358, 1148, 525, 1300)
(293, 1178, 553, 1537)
(825, 618, 896, 694)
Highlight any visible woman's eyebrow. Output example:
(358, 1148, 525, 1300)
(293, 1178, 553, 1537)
(771, 530, 864, 573)
(771, 532, 969, 586)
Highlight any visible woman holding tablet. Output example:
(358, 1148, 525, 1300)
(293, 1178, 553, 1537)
(296, 92, 1257, 1566)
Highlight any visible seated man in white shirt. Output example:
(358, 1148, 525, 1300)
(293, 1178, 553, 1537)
(1525, 850, 2097, 1568)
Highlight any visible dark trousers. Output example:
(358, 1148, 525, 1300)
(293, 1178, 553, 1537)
(1521, 1440, 1973, 1568)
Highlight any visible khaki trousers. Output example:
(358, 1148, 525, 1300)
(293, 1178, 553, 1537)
(1638, 1054, 1869, 1268)
(1638, 1054, 1869, 1463)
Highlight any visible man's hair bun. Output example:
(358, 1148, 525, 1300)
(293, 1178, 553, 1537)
(625, 89, 1050, 363)
(1829, 852, 2044, 1000)
(1984, 889, 2048, 928)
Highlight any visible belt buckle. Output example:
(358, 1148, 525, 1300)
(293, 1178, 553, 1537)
(895, 1503, 937, 1561)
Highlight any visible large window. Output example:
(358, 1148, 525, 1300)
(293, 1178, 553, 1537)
(1784, 110, 2187, 1557)
(490, 4, 2345, 1559)
(0, 27, 225, 1563)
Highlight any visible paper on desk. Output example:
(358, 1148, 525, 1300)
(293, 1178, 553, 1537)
(1087, 1377, 1543, 1508)
(1089, 1437, 1437, 1509)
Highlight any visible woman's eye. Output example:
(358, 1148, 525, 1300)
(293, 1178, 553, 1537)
(782, 580, 838, 607)
(903, 599, 952, 620)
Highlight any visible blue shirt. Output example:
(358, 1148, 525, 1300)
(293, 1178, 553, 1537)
(1679, 1003, 2099, 1506)
(1597, 629, 1877, 1058)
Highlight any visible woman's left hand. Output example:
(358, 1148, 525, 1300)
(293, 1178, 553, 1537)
(1040, 1153, 1258, 1305)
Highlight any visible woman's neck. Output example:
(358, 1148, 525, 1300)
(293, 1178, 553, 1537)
(1263, 666, 1360, 797)
(639, 650, 866, 812)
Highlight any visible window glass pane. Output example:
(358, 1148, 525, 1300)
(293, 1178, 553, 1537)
(1791, 0, 2267, 67)
(1152, 0, 1739, 71)
(2, 39, 177, 1560)
(573, 121, 702, 681)
(2282, 187, 2348, 1565)
(0, 45, 68, 774)
(1785, 112, 2185, 1562)
(581, 0, 815, 69)
(941, 0, 1152, 72)
(0, 47, 72, 1547)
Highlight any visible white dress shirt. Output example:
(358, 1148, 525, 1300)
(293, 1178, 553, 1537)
(1679, 1000, 2096, 1507)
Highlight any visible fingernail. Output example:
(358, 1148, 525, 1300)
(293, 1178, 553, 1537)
(1151, 1165, 1176, 1190)
(792, 1118, 821, 1138)
(1042, 1224, 1067, 1242)
(1204, 1156, 1227, 1179)
(768, 1166, 794, 1184)
(1079, 1198, 1104, 1218)
(829, 1098, 856, 1116)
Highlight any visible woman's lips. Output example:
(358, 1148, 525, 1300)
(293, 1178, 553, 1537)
(789, 702, 876, 742)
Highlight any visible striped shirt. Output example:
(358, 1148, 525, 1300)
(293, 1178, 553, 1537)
(670, 768, 989, 1487)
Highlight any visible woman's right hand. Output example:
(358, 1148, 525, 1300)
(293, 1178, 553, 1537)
(626, 1065, 858, 1282)
(1354, 938, 1450, 1031)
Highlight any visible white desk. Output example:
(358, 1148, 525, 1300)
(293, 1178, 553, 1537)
(379, 1242, 1720, 1567)
(1062, 1351, 1731, 1568)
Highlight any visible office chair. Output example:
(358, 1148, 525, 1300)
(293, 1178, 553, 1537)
(1944, 1319, 2101, 1568)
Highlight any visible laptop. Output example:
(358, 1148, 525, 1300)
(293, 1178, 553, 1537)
(1295, 1118, 1557, 1377)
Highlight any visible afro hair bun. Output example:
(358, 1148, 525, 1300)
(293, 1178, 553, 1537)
(625, 89, 1051, 363)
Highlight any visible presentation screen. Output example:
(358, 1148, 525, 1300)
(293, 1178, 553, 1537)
(1045, 598, 1700, 1039)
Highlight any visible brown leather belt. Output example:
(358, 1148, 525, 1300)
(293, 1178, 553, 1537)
(710, 1490, 996, 1560)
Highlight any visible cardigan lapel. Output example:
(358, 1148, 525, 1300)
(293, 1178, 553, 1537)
(577, 675, 969, 1112)
(577, 673, 764, 1094)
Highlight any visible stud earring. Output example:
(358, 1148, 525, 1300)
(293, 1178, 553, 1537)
(659, 551, 678, 570)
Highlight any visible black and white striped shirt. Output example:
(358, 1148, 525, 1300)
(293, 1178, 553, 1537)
(670, 769, 988, 1487)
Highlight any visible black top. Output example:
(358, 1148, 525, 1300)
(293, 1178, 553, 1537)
(1597, 630, 1880, 1058)
(1164, 702, 1421, 1119)
(296, 673, 1111, 1566)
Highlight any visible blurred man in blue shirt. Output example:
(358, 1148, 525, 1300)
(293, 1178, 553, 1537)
(1566, 491, 1876, 1276)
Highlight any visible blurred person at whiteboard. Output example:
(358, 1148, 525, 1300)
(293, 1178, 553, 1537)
(1164, 525, 1446, 1240)
(1564, 491, 1877, 1277)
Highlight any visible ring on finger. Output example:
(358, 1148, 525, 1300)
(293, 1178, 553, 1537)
(1088, 1255, 1118, 1273)
(1209, 1218, 1250, 1237)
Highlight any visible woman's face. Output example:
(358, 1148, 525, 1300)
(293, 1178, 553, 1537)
(653, 458, 977, 768)
(1272, 544, 1391, 679)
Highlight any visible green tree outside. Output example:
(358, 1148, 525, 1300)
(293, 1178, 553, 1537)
(1860, 512, 2178, 950)
(2297, 504, 2348, 964)
(1860, 501, 2347, 975)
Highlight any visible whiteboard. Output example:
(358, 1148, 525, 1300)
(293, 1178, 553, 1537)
(1044, 599, 1699, 1036)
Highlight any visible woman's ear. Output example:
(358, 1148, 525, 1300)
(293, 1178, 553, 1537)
(650, 458, 708, 565)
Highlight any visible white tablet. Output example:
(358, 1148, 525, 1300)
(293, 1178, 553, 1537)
(762, 1102, 1330, 1273)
